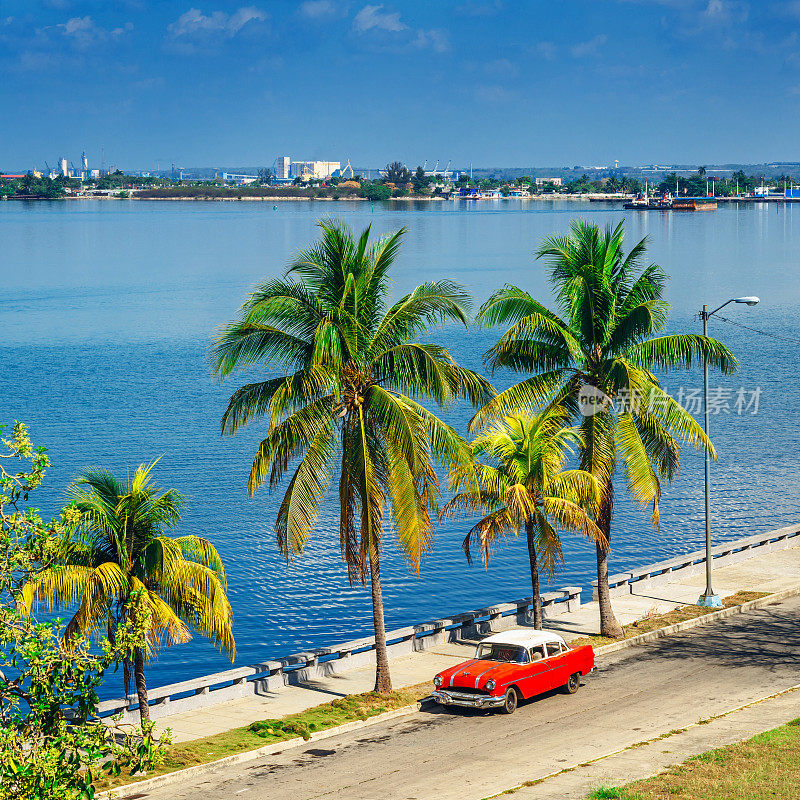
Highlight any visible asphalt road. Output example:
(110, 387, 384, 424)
(142, 596, 800, 800)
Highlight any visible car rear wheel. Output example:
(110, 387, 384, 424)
(500, 687, 518, 714)
(563, 673, 581, 694)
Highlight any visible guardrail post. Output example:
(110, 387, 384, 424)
(515, 597, 532, 625)
(561, 586, 582, 613)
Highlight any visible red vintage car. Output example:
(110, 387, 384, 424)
(431, 629, 594, 714)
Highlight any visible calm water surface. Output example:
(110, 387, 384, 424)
(2, 198, 799, 694)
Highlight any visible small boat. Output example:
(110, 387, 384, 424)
(624, 191, 718, 212)
(624, 191, 673, 210)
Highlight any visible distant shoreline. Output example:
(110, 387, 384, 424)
(81, 193, 624, 203)
(5, 192, 632, 203)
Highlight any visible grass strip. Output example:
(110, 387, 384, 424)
(569, 591, 768, 649)
(96, 682, 431, 792)
(587, 716, 800, 799)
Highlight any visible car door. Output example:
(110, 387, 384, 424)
(543, 641, 568, 690)
(518, 645, 548, 698)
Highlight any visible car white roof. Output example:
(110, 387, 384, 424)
(479, 629, 567, 648)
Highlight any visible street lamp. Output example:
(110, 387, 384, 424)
(697, 296, 760, 607)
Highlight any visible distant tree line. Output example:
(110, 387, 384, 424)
(0, 174, 76, 198)
(6, 165, 799, 203)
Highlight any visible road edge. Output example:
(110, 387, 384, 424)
(99, 584, 800, 799)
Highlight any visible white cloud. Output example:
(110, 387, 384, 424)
(704, 0, 748, 22)
(535, 41, 557, 60)
(299, 0, 336, 18)
(168, 6, 267, 38)
(353, 4, 406, 33)
(413, 28, 449, 52)
(485, 57, 517, 76)
(781, 1, 800, 19)
(60, 16, 133, 47)
(570, 33, 607, 57)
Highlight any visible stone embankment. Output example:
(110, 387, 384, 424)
(98, 523, 800, 727)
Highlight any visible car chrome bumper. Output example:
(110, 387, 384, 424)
(431, 690, 506, 708)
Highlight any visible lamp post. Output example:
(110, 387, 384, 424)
(697, 296, 760, 607)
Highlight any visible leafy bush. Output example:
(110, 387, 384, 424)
(359, 183, 391, 201)
(0, 422, 170, 800)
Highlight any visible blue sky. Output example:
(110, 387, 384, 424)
(2, 0, 800, 170)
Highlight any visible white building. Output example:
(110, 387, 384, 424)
(290, 160, 341, 180)
(535, 177, 562, 186)
(276, 156, 341, 181)
(276, 156, 291, 180)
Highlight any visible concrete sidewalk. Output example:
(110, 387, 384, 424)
(157, 543, 800, 742)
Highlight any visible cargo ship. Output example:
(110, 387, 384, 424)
(671, 198, 718, 210)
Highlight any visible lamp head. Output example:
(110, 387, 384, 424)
(734, 296, 760, 306)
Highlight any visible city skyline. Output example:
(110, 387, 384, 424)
(3, 2, 800, 169)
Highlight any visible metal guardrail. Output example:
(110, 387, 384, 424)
(98, 586, 582, 722)
(591, 524, 800, 600)
(99, 523, 800, 722)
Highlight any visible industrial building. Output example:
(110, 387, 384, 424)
(45, 151, 94, 180)
(222, 172, 259, 185)
(276, 156, 341, 181)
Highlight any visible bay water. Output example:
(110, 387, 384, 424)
(2, 198, 799, 694)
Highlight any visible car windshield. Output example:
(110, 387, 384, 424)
(475, 643, 528, 663)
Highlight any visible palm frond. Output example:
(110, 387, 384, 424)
(625, 334, 738, 375)
(615, 412, 661, 526)
(246, 396, 335, 494)
(462, 508, 517, 566)
(274, 420, 337, 557)
(469, 370, 569, 432)
(220, 367, 334, 435)
(477, 285, 569, 331)
(210, 322, 311, 379)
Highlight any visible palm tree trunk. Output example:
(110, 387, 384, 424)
(525, 518, 543, 629)
(133, 647, 150, 723)
(596, 479, 623, 639)
(369, 547, 393, 695)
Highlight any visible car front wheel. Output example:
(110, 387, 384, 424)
(563, 673, 581, 694)
(500, 688, 518, 714)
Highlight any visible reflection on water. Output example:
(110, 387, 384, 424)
(2, 199, 799, 694)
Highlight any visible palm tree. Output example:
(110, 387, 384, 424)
(474, 220, 737, 638)
(441, 406, 602, 629)
(211, 219, 492, 693)
(19, 462, 235, 722)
